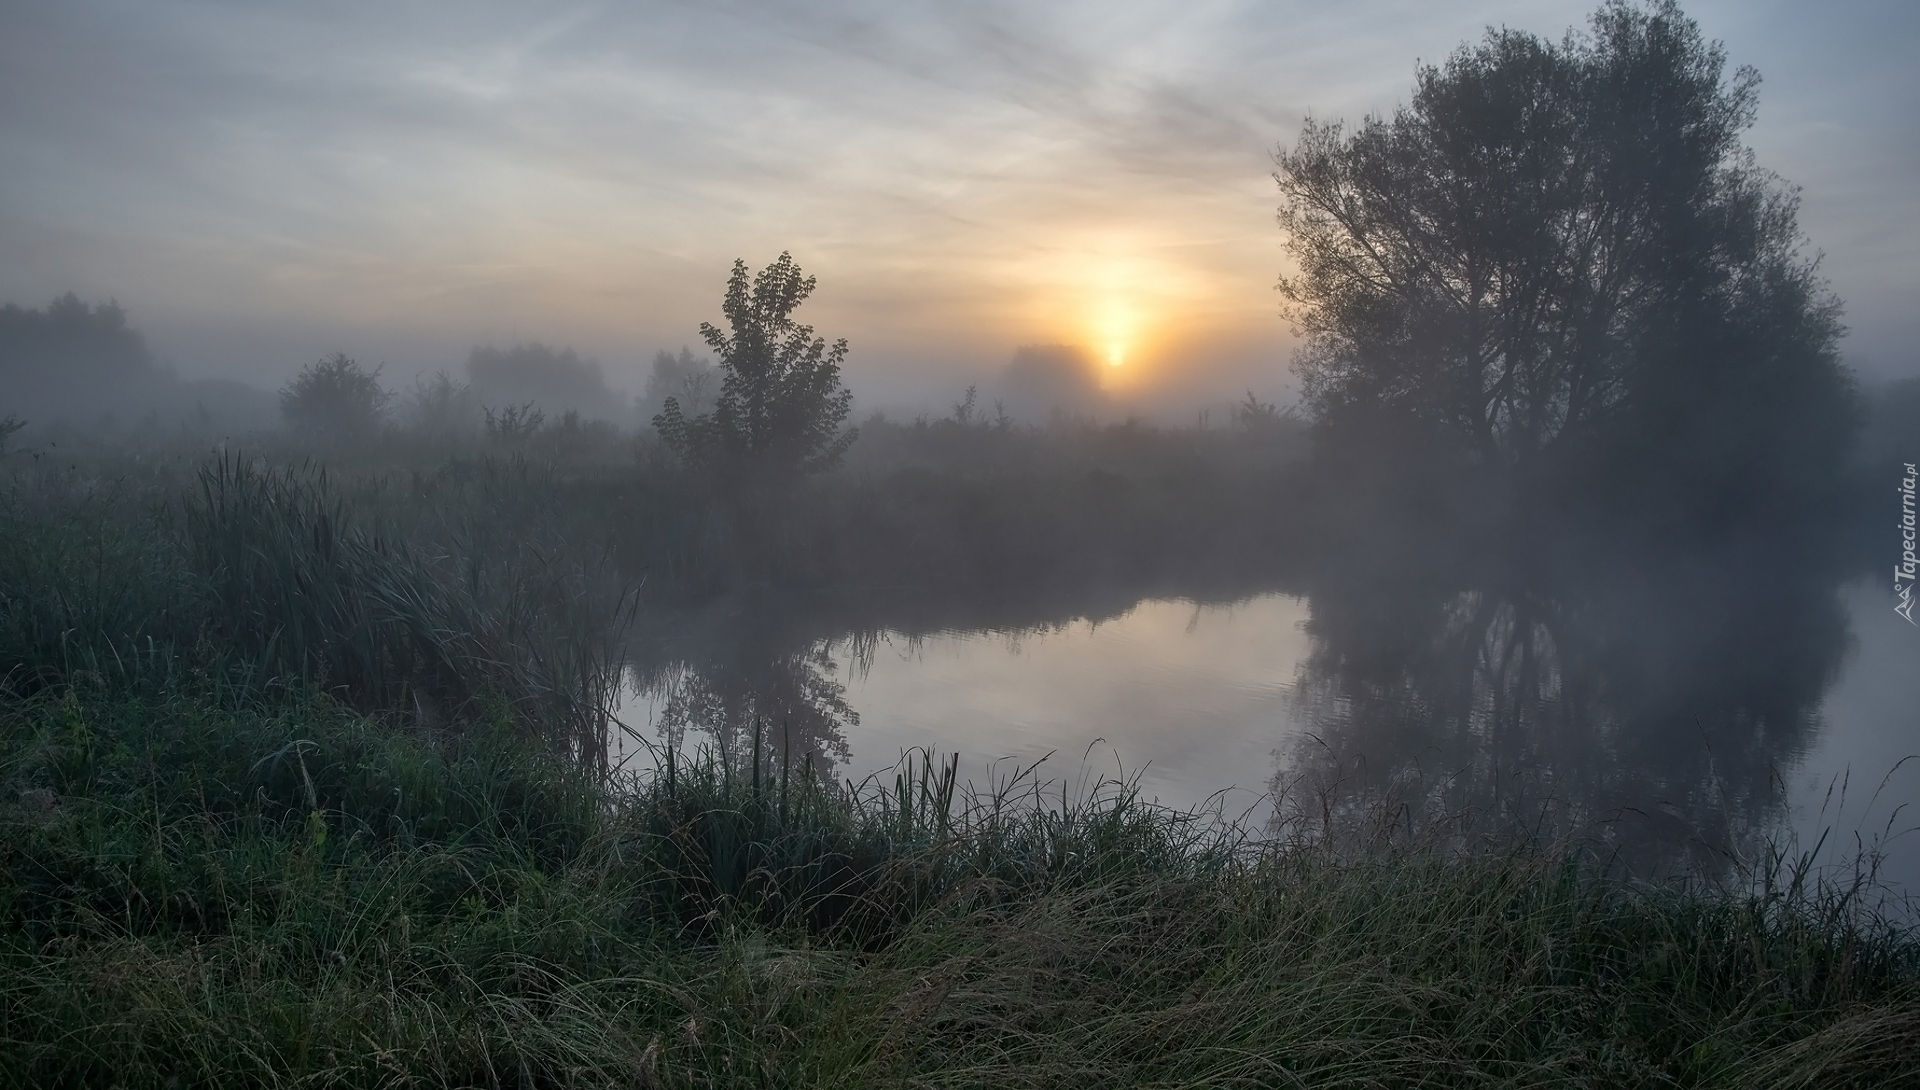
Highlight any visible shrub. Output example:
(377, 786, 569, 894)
(280, 353, 390, 439)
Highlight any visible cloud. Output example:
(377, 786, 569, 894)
(0, 0, 1913, 399)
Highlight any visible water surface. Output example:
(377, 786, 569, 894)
(616, 558, 1919, 894)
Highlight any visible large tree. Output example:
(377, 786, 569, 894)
(1276, 1, 1855, 515)
(655, 253, 856, 482)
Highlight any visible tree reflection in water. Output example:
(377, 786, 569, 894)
(650, 638, 863, 783)
(623, 497, 1863, 882)
(1276, 537, 1855, 876)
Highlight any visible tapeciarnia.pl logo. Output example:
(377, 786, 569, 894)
(1899, 462, 1917, 625)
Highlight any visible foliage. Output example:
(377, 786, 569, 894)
(279, 353, 390, 439)
(466, 342, 614, 419)
(1276, 0, 1857, 517)
(483, 401, 545, 443)
(655, 253, 857, 482)
(0, 416, 22, 455)
(1234, 389, 1297, 434)
(402, 369, 477, 438)
(0, 295, 152, 373)
(639, 345, 718, 424)
(0, 294, 168, 429)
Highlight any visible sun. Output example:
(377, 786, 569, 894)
(1093, 297, 1139, 371)
(1006, 232, 1213, 388)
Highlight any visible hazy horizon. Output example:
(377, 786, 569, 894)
(4, 0, 1916, 415)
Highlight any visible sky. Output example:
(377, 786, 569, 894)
(2, 0, 1916, 411)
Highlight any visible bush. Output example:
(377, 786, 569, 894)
(280, 353, 390, 439)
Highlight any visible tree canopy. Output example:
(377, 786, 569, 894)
(638, 347, 717, 425)
(467, 343, 615, 420)
(655, 253, 856, 482)
(0, 294, 165, 426)
(1276, 0, 1856, 518)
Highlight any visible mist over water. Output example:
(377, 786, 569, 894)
(613, 533, 1918, 892)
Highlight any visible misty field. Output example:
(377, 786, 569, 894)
(0, 445, 1914, 1089)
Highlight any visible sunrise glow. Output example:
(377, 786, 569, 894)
(999, 234, 1226, 392)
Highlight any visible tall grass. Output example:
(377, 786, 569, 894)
(1, 684, 1914, 1087)
(185, 457, 628, 755)
(0, 464, 198, 694)
(1, 456, 630, 757)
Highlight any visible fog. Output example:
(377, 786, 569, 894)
(0, 294, 275, 440)
(5, 2, 1917, 400)
(10, 6, 1920, 1077)
(3, 0, 1918, 916)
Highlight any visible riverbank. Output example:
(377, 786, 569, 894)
(4, 683, 1916, 1087)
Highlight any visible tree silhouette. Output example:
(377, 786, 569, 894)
(1276, 0, 1856, 520)
(0, 294, 165, 427)
(638, 347, 717, 425)
(467, 343, 613, 419)
(655, 253, 856, 482)
(280, 353, 389, 439)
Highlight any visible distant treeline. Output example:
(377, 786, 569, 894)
(0, 294, 274, 436)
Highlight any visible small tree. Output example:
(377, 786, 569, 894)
(655, 253, 857, 481)
(281, 353, 389, 438)
(639, 346, 718, 423)
(483, 402, 545, 443)
(405, 369, 478, 438)
(1235, 390, 1299, 434)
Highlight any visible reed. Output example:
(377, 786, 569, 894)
(1, 456, 631, 757)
